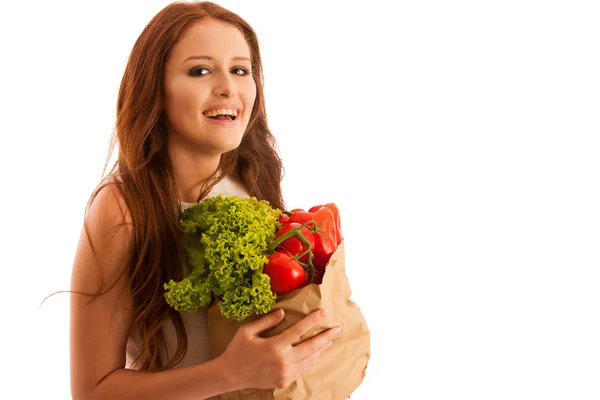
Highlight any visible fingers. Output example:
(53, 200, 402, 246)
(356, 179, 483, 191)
(279, 309, 328, 344)
(292, 326, 341, 360)
(297, 339, 334, 373)
(244, 308, 285, 335)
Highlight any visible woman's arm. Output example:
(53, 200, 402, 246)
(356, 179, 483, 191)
(78, 357, 238, 400)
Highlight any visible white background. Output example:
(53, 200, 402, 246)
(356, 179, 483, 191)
(1, 0, 599, 399)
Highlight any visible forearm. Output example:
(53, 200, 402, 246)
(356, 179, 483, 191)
(75, 357, 242, 400)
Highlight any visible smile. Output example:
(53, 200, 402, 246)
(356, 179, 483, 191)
(203, 112, 240, 127)
(202, 108, 238, 121)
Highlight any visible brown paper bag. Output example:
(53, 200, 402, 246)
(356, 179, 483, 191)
(207, 240, 370, 400)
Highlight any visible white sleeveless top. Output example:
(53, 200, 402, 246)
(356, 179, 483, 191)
(125, 176, 250, 384)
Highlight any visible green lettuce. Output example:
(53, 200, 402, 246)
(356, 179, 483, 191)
(164, 195, 281, 321)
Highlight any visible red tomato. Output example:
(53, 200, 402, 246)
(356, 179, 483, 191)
(278, 214, 290, 224)
(289, 211, 315, 228)
(263, 251, 306, 295)
(290, 208, 305, 213)
(275, 222, 316, 262)
(314, 272, 323, 285)
(301, 269, 323, 286)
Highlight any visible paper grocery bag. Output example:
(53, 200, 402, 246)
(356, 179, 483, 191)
(207, 240, 370, 400)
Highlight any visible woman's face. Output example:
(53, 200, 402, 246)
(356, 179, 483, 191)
(163, 18, 256, 155)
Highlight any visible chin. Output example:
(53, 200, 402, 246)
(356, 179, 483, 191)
(215, 137, 244, 154)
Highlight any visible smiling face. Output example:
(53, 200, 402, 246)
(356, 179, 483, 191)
(163, 18, 257, 155)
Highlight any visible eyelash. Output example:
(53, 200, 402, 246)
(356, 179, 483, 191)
(188, 66, 251, 77)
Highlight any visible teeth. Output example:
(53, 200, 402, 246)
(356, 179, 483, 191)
(204, 108, 238, 117)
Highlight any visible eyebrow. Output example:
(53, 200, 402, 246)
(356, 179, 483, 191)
(182, 55, 251, 64)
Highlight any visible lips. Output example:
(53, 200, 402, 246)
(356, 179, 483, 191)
(204, 109, 238, 120)
(201, 103, 242, 126)
(203, 112, 240, 127)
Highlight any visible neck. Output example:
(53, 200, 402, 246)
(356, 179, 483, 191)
(168, 140, 222, 203)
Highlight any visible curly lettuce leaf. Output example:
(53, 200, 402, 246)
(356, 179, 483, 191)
(218, 272, 277, 321)
(163, 277, 212, 313)
(164, 195, 282, 320)
(184, 235, 207, 275)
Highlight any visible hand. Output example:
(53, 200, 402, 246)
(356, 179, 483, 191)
(219, 308, 341, 390)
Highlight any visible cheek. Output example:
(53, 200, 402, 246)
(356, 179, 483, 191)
(243, 80, 258, 110)
(165, 78, 202, 119)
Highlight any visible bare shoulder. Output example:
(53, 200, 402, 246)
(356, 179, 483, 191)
(72, 182, 134, 294)
(88, 182, 134, 231)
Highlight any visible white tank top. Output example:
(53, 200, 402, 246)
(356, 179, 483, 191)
(125, 175, 250, 383)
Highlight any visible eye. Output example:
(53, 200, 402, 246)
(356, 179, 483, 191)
(189, 66, 210, 77)
(233, 67, 251, 76)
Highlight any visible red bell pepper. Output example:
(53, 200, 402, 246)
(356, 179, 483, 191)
(323, 202, 343, 245)
(308, 204, 322, 213)
(309, 207, 337, 273)
(306, 204, 342, 245)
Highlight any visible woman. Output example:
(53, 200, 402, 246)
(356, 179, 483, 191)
(69, 2, 340, 399)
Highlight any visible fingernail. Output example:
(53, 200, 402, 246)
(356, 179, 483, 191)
(332, 327, 341, 335)
(319, 309, 328, 318)
(277, 309, 284, 316)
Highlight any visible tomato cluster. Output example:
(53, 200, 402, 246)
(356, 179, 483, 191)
(263, 203, 343, 296)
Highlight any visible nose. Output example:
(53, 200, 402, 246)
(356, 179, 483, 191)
(212, 71, 237, 98)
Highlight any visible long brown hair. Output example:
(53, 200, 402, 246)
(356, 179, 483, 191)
(87, 1, 283, 371)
